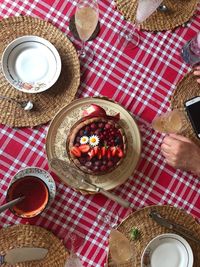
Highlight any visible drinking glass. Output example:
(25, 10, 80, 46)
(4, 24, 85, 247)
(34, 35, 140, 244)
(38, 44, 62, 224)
(64, 232, 84, 267)
(118, 0, 163, 48)
(152, 109, 187, 134)
(96, 205, 119, 230)
(181, 32, 200, 66)
(75, 0, 99, 60)
(109, 229, 135, 266)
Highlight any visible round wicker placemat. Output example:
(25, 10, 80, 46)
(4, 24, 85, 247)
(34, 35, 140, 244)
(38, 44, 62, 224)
(0, 16, 80, 128)
(0, 224, 68, 266)
(114, 0, 198, 31)
(107, 205, 200, 267)
(170, 72, 200, 146)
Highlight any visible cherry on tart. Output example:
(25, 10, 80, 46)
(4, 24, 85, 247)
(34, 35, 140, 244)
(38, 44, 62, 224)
(67, 114, 127, 175)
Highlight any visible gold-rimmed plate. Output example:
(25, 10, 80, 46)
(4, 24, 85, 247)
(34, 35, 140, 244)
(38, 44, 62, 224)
(45, 97, 141, 193)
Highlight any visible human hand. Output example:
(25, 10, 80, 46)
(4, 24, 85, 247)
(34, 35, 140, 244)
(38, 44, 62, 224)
(193, 66, 200, 84)
(161, 134, 200, 176)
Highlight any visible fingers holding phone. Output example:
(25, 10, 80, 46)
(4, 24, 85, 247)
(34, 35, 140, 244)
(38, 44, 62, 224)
(185, 96, 200, 139)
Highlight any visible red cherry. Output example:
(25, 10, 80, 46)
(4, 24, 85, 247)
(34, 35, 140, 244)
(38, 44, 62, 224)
(95, 161, 102, 167)
(107, 161, 113, 167)
(85, 161, 92, 168)
(100, 165, 107, 171)
(105, 123, 111, 129)
(98, 122, 104, 128)
(91, 123, 97, 129)
(79, 130, 84, 136)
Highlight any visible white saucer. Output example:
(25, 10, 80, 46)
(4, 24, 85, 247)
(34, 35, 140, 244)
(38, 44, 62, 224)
(2, 35, 61, 93)
(141, 233, 193, 267)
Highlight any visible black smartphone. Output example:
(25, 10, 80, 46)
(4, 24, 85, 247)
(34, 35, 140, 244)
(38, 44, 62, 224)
(185, 96, 200, 139)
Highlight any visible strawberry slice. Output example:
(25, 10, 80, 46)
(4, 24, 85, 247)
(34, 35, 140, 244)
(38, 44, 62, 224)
(70, 146, 81, 157)
(110, 146, 117, 157)
(79, 144, 90, 153)
(107, 148, 111, 159)
(101, 146, 106, 157)
(98, 149, 102, 159)
(88, 148, 95, 159)
(93, 146, 99, 155)
(117, 147, 124, 158)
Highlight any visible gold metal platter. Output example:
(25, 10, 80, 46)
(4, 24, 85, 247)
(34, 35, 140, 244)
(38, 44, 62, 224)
(45, 97, 141, 193)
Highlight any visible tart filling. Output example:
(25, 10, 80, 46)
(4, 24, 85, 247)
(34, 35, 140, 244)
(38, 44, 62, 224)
(67, 116, 127, 175)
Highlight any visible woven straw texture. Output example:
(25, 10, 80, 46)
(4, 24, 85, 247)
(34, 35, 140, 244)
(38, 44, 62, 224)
(107, 205, 200, 267)
(0, 224, 68, 266)
(170, 72, 200, 146)
(114, 0, 198, 31)
(0, 16, 80, 128)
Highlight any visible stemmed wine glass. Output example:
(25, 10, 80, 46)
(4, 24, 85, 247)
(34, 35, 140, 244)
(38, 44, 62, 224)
(64, 232, 84, 267)
(118, 0, 164, 49)
(75, 0, 99, 61)
(109, 228, 135, 266)
(151, 109, 187, 134)
(96, 205, 134, 266)
(58, 227, 85, 267)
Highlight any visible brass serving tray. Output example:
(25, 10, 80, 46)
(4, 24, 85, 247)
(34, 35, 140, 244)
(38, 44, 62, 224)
(45, 97, 141, 193)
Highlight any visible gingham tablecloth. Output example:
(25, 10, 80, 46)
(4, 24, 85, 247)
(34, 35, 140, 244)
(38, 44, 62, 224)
(0, 1, 200, 266)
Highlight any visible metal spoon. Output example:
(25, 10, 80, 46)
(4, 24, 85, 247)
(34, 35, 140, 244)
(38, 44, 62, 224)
(0, 196, 25, 214)
(0, 95, 33, 110)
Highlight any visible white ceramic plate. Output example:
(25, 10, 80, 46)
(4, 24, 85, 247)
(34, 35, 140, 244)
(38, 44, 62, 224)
(1, 35, 61, 93)
(11, 167, 56, 206)
(141, 233, 193, 267)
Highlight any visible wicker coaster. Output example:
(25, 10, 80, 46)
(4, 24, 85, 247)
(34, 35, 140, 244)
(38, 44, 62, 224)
(69, 15, 100, 41)
(0, 16, 80, 128)
(0, 224, 68, 266)
(114, 0, 198, 31)
(170, 72, 200, 146)
(107, 205, 200, 266)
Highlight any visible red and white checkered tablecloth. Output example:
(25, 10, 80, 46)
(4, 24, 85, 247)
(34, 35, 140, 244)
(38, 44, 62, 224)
(0, 0, 200, 266)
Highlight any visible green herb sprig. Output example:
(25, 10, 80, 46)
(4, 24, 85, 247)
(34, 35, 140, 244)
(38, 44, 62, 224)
(130, 227, 140, 240)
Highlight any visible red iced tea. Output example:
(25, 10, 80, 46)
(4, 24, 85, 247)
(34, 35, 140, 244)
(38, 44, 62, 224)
(7, 176, 49, 218)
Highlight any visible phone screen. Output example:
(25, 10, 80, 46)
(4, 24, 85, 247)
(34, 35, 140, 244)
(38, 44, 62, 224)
(186, 101, 200, 135)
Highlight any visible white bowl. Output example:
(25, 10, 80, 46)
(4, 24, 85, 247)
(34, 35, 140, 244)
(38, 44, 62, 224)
(1, 35, 61, 93)
(141, 233, 193, 267)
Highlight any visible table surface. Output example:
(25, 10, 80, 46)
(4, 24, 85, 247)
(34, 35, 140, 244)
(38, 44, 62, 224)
(0, 1, 200, 266)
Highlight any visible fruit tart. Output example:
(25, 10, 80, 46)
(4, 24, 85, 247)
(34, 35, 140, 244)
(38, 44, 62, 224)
(67, 104, 127, 175)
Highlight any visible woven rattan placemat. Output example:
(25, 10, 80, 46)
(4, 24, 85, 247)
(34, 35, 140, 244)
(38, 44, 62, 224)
(0, 16, 80, 128)
(114, 0, 198, 31)
(107, 205, 200, 266)
(170, 72, 200, 146)
(0, 224, 68, 266)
